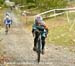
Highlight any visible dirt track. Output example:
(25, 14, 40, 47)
(0, 12, 75, 66)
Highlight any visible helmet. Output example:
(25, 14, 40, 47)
(5, 15, 11, 20)
(5, 12, 10, 16)
(35, 15, 43, 22)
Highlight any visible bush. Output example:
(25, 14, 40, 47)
(27, 3, 36, 9)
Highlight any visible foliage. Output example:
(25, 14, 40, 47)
(10, 0, 67, 11)
(0, 0, 3, 6)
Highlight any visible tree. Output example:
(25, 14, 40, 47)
(8, 0, 68, 11)
(0, 0, 3, 6)
(36, 0, 67, 11)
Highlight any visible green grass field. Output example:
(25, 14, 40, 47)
(46, 12, 75, 46)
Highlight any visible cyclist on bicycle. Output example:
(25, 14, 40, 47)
(32, 15, 48, 54)
(4, 12, 12, 32)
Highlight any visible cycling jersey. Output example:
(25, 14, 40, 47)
(4, 16, 12, 25)
(32, 24, 48, 37)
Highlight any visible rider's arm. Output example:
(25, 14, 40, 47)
(36, 26, 44, 31)
(32, 24, 37, 37)
(32, 24, 41, 37)
(10, 19, 13, 24)
(42, 23, 48, 33)
(3, 18, 6, 24)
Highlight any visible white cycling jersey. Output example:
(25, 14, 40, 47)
(4, 15, 12, 25)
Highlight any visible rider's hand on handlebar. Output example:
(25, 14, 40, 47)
(36, 30, 40, 33)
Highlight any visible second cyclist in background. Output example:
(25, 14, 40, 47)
(4, 12, 12, 34)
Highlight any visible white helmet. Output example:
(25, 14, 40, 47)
(35, 15, 43, 21)
(5, 11, 11, 16)
(5, 15, 11, 20)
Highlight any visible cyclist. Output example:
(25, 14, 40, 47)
(4, 12, 12, 32)
(32, 15, 48, 54)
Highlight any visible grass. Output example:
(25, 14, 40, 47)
(46, 13, 75, 46)
(0, 9, 5, 28)
(47, 25, 75, 46)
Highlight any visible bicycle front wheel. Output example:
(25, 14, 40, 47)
(37, 39, 41, 63)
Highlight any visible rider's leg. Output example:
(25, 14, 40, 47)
(33, 32, 39, 50)
(9, 24, 11, 28)
(41, 37, 45, 54)
(34, 36, 38, 48)
(5, 24, 8, 32)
